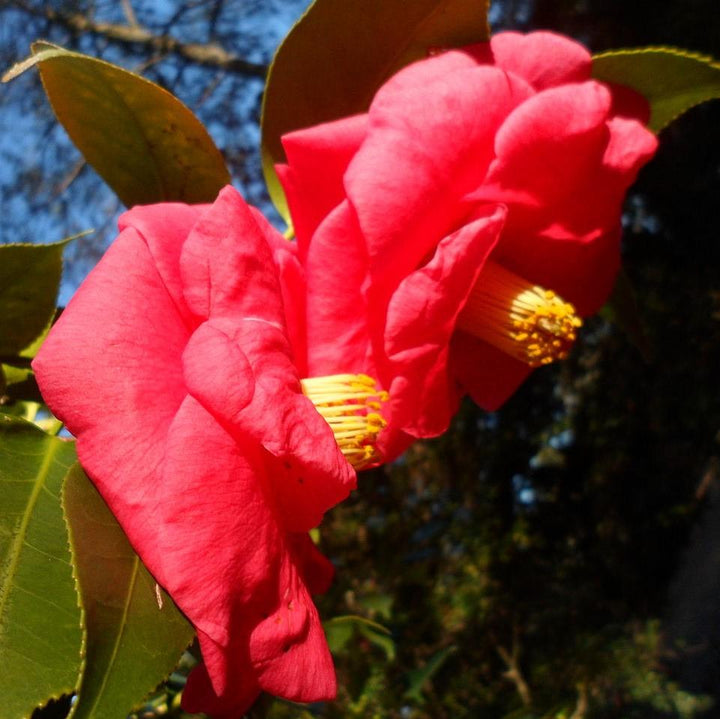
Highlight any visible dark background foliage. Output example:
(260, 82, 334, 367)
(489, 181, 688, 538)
(2, 0, 720, 717)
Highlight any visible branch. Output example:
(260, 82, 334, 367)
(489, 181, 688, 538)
(497, 638, 532, 707)
(11, 3, 267, 77)
(569, 682, 589, 719)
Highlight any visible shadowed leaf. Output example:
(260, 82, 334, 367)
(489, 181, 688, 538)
(0, 242, 66, 356)
(4, 43, 230, 207)
(404, 645, 458, 702)
(324, 614, 395, 660)
(63, 464, 194, 719)
(261, 0, 490, 220)
(0, 415, 82, 719)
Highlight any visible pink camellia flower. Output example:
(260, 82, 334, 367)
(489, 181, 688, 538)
(33, 187, 389, 717)
(276, 30, 658, 459)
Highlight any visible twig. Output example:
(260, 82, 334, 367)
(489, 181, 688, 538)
(569, 682, 589, 719)
(10, 3, 267, 77)
(496, 631, 532, 707)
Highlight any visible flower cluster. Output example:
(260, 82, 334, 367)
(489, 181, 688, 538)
(33, 31, 657, 718)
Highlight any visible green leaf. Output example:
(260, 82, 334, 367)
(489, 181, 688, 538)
(0, 242, 66, 356)
(1, 365, 42, 406)
(592, 47, 720, 132)
(324, 615, 395, 661)
(0, 415, 82, 719)
(63, 464, 194, 719)
(404, 645, 458, 702)
(3, 42, 230, 207)
(261, 0, 490, 220)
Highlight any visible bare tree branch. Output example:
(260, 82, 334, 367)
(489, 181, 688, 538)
(9, 2, 267, 77)
(569, 682, 589, 719)
(496, 629, 533, 707)
(120, 0, 139, 28)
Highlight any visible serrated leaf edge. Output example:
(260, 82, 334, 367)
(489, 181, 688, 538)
(0, 420, 83, 718)
(60, 464, 90, 719)
(63, 466, 195, 719)
(592, 45, 720, 131)
(593, 45, 719, 69)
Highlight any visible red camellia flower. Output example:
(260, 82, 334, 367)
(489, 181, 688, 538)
(33, 187, 389, 717)
(276, 30, 659, 459)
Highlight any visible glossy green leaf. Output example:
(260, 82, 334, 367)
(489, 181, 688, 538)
(0, 242, 66, 356)
(324, 615, 395, 660)
(592, 47, 720, 132)
(63, 464, 194, 719)
(261, 0, 490, 220)
(3, 42, 230, 207)
(0, 415, 82, 719)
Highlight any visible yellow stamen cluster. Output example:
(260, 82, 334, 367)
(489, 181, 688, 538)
(300, 374, 389, 471)
(456, 261, 582, 367)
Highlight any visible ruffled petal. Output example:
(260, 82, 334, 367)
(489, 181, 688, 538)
(484, 81, 612, 211)
(156, 396, 279, 653)
(287, 533, 335, 596)
(183, 633, 260, 719)
(250, 550, 336, 700)
(33, 227, 189, 568)
(382, 206, 506, 436)
(279, 113, 369, 255)
(602, 115, 658, 177)
(346, 65, 533, 292)
(158, 396, 336, 705)
(490, 31, 591, 90)
(117, 202, 206, 324)
(304, 200, 374, 377)
(182, 319, 255, 422)
(450, 332, 532, 411)
(181, 186, 286, 327)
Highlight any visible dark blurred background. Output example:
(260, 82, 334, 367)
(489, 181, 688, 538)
(3, 0, 720, 717)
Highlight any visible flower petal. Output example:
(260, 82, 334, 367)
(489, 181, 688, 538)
(382, 206, 506, 436)
(304, 200, 374, 377)
(183, 633, 260, 719)
(490, 31, 591, 90)
(181, 186, 286, 327)
(117, 202, 206, 323)
(450, 332, 532, 411)
(33, 227, 189, 580)
(279, 113, 369, 254)
(182, 320, 255, 424)
(156, 397, 279, 653)
(346, 66, 532, 293)
(250, 550, 336, 701)
(485, 81, 613, 210)
(184, 316, 355, 532)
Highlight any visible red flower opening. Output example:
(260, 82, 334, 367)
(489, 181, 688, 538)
(277, 30, 658, 459)
(34, 187, 360, 717)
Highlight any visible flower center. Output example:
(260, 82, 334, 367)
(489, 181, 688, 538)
(300, 374, 389, 470)
(456, 261, 582, 367)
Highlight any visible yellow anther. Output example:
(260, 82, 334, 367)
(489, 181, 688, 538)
(300, 374, 388, 471)
(455, 261, 582, 367)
